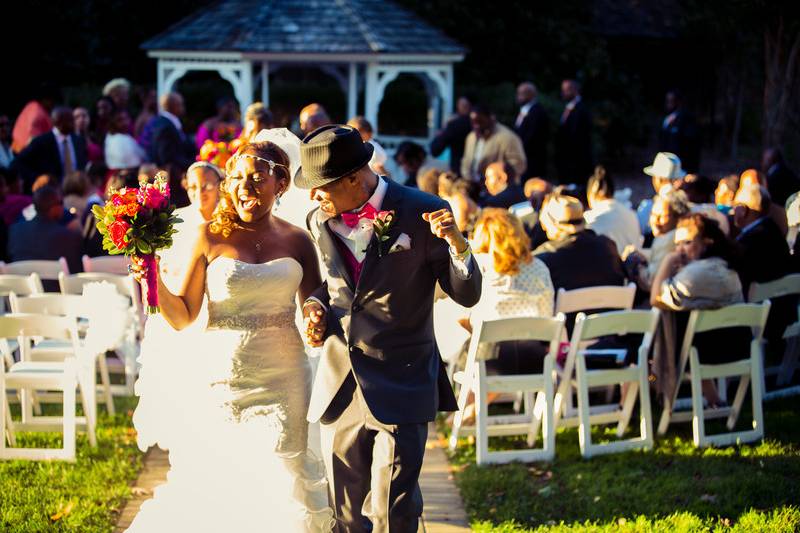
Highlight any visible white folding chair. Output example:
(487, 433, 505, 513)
(0, 313, 97, 461)
(748, 273, 800, 399)
(0, 274, 43, 368)
(59, 272, 142, 396)
(657, 302, 770, 447)
(9, 293, 115, 415)
(0, 259, 69, 284)
(553, 283, 636, 428)
(569, 309, 659, 458)
(82, 255, 130, 275)
(449, 314, 565, 465)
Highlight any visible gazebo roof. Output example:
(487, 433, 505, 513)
(141, 0, 465, 57)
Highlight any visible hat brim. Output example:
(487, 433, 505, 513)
(294, 142, 375, 189)
(643, 165, 687, 179)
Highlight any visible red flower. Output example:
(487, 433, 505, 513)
(108, 220, 131, 250)
(111, 188, 140, 217)
(138, 185, 168, 210)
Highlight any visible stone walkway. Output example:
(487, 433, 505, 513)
(115, 424, 470, 532)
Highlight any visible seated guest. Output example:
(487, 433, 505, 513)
(738, 168, 788, 236)
(62, 171, 92, 220)
(583, 165, 643, 255)
(787, 192, 800, 258)
(626, 189, 692, 292)
(240, 102, 274, 142)
(455, 208, 554, 417)
(482, 161, 527, 209)
(8, 186, 82, 275)
(347, 116, 389, 177)
(732, 183, 793, 292)
(714, 173, 739, 216)
(651, 213, 746, 406)
(438, 172, 480, 235)
(534, 193, 625, 292)
(0, 168, 32, 226)
(762, 147, 800, 207)
(680, 173, 730, 235)
(637, 152, 687, 234)
(395, 141, 447, 187)
(105, 109, 147, 171)
(195, 96, 241, 150)
(416, 168, 441, 196)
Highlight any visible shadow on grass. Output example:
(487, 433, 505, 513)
(447, 397, 800, 531)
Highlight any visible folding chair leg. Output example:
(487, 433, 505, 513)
(657, 402, 672, 436)
(475, 368, 489, 466)
(449, 367, 475, 451)
(726, 374, 750, 431)
(97, 355, 115, 416)
(717, 377, 728, 404)
(616, 381, 638, 438)
(750, 352, 765, 438)
(777, 337, 799, 386)
(62, 373, 77, 460)
(689, 353, 706, 447)
(639, 364, 654, 447)
(576, 356, 592, 457)
(526, 391, 545, 447)
(1, 376, 15, 448)
(78, 368, 97, 448)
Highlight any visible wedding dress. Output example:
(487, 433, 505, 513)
(127, 256, 334, 532)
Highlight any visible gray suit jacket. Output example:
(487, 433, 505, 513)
(306, 180, 482, 424)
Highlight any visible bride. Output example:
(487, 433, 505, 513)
(128, 135, 334, 532)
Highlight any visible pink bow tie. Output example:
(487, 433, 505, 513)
(341, 202, 378, 228)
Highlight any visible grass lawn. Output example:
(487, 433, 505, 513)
(447, 396, 800, 532)
(0, 397, 144, 532)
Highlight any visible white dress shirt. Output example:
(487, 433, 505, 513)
(0, 142, 13, 168)
(160, 111, 183, 133)
(515, 101, 535, 128)
(584, 198, 644, 255)
(324, 177, 473, 273)
(52, 127, 77, 173)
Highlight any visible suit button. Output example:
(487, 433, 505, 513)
(352, 303, 362, 313)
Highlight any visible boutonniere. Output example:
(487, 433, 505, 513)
(372, 210, 396, 257)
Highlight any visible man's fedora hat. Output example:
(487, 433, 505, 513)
(296, 124, 374, 189)
(643, 152, 687, 180)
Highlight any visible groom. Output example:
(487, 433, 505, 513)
(298, 125, 481, 532)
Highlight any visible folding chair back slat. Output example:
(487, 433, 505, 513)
(555, 283, 636, 314)
(474, 316, 565, 344)
(577, 309, 657, 341)
(0, 274, 44, 297)
(691, 303, 770, 336)
(82, 255, 130, 276)
(748, 273, 800, 303)
(9, 294, 88, 319)
(58, 272, 136, 300)
(0, 259, 69, 280)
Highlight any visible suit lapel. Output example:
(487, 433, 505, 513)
(312, 209, 356, 292)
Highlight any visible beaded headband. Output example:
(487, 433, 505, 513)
(234, 153, 290, 176)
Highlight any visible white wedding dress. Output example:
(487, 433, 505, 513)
(127, 256, 334, 532)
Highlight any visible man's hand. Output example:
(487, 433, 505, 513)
(422, 208, 467, 254)
(303, 300, 327, 348)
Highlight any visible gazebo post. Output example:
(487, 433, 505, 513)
(261, 61, 270, 106)
(365, 63, 380, 136)
(347, 62, 358, 120)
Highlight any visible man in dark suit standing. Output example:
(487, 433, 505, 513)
(555, 79, 593, 185)
(430, 96, 472, 174)
(762, 147, 800, 207)
(514, 82, 549, 179)
(8, 185, 82, 275)
(149, 92, 195, 206)
(298, 125, 481, 532)
(12, 107, 87, 192)
(658, 90, 700, 173)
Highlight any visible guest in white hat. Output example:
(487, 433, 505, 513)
(636, 151, 688, 234)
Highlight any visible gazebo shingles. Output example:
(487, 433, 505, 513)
(141, 0, 464, 55)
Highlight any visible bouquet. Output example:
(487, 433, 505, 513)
(198, 138, 243, 169)
(91, 172, 182, 314)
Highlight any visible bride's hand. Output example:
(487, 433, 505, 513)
(302, 300, 326, 347)
(128, 255, 160, 285)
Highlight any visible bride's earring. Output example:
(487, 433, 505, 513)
(276, 191, 282, 207)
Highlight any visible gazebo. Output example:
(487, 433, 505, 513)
(141, 0, 465, 144)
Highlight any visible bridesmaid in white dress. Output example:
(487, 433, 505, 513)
(132, 162, 222, 452)
(128, 139, 334, 532)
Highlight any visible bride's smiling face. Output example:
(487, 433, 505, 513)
(226, 156, 286, 223)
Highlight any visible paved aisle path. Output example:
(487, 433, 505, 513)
(115, 425, 470, 532)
